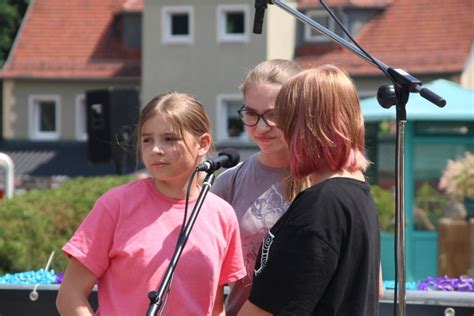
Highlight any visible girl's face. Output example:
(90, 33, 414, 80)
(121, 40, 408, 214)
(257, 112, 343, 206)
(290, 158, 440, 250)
(140, 113, 210, 187)
(243, 83, 287, 155)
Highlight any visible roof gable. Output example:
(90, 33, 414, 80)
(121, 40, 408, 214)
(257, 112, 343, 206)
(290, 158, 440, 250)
(0, 0, 142, 79)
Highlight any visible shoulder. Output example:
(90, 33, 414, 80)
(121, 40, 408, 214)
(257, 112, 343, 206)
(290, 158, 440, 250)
(205, 192, 236, 215)
(205, 192, 240, 226)
(97, 178, 150, 206)
(297, 178, 369, 205)
(211, 154, 255, 196)
(215, 154, 255, 182)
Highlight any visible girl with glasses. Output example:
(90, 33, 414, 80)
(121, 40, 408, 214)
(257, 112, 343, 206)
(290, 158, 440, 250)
(240, 65, 381, 316)
(211, 59, 310, 315)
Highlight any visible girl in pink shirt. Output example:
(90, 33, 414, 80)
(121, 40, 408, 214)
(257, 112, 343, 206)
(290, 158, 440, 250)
(56, 92, 246, 316)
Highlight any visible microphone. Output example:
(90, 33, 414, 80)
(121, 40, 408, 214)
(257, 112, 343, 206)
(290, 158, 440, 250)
(253, 0, 269, 34)
(197, 148, 240, 173)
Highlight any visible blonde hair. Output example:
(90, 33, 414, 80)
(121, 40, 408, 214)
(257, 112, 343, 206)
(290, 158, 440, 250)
(242, 59, 310, 201)
(241, 59, 302, 94)
(135, 91, 212, 162)
(275, 64, 369, 178)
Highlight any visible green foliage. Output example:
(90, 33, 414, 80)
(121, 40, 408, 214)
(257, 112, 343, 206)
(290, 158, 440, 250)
(415, 182, 448, 229)
(0, 175, 132, 275)
(0, 0, 29, 67)
(371, 185, 395, 232)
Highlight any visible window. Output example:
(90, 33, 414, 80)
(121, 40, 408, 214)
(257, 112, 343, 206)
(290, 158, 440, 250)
(304, 10, 335, 42)
(216, 95, 247, 141)
(217, 4, 250, 43)
(124, 13, 142, 49)
(28, 95, 61, 140)
(75, 95, 87, 141)
(162, 6, 193, 44)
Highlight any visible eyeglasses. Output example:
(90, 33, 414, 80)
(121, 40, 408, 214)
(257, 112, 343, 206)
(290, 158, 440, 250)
(237, 105, 277, 127)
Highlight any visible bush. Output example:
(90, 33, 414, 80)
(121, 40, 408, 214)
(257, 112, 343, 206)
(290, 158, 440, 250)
(414, 182, 448, 230)
(371, 185, 395, 232)
(0, 175, 132, 275)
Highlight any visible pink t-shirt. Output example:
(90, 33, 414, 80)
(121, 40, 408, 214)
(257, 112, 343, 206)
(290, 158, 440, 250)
(63, 178, 246, 316)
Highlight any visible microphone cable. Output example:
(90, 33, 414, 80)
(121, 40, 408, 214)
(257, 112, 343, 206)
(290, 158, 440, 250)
(158, 168, 199, 315)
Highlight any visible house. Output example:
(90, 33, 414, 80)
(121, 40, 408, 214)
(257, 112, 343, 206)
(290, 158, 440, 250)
(295, 0, 474, 91)
(0, 0, 298, 185)
(0, 0, 143, 181)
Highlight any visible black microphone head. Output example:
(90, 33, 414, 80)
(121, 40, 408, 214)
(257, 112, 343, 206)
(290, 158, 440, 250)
(218, 148, 240, 168)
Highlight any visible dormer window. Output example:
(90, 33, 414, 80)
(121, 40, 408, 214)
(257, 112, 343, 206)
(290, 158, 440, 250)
(304, 10, 335, 42)
(123, 13, 142, 49)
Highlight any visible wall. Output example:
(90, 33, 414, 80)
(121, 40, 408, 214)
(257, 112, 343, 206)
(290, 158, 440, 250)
(2, 79, 138, 140)
(142, 0, 267, 143)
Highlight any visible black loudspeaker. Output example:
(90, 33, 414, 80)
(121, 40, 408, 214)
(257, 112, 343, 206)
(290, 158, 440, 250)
(86, 88, 139, 165)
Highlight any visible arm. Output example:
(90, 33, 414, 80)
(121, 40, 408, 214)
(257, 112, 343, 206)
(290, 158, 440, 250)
(212, 284, 226, 316)
(379, 263, 384, 299)
(238, 300, 272, 316)
(56, 257, 97, 316)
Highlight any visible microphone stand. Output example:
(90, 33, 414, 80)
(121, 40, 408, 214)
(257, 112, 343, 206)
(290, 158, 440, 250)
(146, 171, 216, 316)
(255, 1, 447, 315)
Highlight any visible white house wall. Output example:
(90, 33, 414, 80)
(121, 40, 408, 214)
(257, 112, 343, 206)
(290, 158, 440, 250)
(266, 2, 296, 61)
(2, 79, 138, 140)
(143, 0, 295, 145)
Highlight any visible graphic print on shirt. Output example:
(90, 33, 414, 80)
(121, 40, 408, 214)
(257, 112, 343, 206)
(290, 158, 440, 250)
(254, 230, 274, 276)
(240, 185, 289, 279)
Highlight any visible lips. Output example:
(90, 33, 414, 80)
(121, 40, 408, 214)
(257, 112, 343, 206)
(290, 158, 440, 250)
(256, 136, 275, 142)
(151, 161, 167, 167)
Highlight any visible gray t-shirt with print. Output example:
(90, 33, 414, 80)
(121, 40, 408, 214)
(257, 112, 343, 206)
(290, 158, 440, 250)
(211, 153, 289, 315)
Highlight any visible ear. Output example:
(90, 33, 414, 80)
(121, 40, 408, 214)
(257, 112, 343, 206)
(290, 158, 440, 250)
(197, 132, 212, 157)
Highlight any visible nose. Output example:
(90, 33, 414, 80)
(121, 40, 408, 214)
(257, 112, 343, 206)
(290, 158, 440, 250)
(254, 117, 271, 132)
(151, 142, 164, 155)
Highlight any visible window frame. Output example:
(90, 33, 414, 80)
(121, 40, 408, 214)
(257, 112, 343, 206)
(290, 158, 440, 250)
(75, 94, 88, 141)
(161, 5, 194, 44)
(216, 4, 250, 43)
(304, 10, 335, 42)
(216, 94, 248, 142)
(28, 94, 61, 140)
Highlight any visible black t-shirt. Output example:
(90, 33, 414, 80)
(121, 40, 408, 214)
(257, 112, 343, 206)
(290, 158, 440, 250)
(249, 177, 380, 316)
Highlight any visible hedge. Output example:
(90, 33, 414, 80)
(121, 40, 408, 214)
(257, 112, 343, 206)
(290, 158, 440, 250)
(0, 175, 132, 274)
(0, 176, 399, 275)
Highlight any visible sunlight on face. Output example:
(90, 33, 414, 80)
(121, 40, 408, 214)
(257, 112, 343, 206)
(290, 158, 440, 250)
(140, 114, 201, 185)
(243, 83, 286, 155)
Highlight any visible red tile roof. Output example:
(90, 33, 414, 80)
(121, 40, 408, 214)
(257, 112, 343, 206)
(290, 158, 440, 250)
(298, 0, 392, 9)
(295, 0, 474, 76)
(0, 0, 141, 79)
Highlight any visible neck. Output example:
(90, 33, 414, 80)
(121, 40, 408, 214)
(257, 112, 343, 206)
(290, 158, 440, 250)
(257, 150, 289, 169)
(153, 177, 200, 200)
(310, 168, 365, 186)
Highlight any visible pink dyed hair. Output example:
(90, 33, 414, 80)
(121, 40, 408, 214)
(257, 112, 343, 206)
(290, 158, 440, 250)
(275, 64, 369, 178)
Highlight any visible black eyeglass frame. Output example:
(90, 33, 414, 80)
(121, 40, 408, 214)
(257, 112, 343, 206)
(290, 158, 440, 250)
(237, 105, 277, 127)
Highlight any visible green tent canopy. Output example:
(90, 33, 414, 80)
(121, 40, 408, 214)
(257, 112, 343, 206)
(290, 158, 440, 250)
(361, 79, 474, 122)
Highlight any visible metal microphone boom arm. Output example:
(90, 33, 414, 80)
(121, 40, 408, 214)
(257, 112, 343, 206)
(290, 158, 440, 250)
(267, 0, 445, 108)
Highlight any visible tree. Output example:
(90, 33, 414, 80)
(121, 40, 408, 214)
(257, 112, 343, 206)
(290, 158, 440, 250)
(0, 0, 29, 67)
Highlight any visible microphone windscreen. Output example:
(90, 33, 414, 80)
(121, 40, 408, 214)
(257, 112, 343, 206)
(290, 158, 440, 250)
(218, 148, 240, 168)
